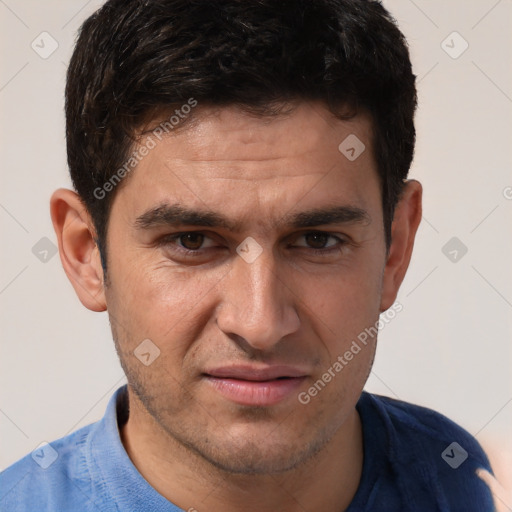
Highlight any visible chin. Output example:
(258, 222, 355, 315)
(194, 443, 311, 475)
(179, 424, 331, 476)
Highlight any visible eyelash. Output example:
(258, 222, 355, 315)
(158, 231, 347, 257)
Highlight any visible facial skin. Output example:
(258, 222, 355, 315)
(51, 102, 422, 512)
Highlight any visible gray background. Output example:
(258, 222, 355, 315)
(1, 0, 511, 496)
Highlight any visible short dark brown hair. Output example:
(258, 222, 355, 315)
(66, 0, 417, 274)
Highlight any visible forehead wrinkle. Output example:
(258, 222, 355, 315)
(162, 156, 329, 183)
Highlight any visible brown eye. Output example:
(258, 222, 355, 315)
(291, 231, 346, 254)
(179, 233, 205, 250)
(158, 232, 218, 257)
(296, 231, 345, 252)
(304, 232, 330, 249)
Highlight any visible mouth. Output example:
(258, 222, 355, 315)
(203, 365, 308, 406)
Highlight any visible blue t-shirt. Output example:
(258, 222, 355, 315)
(0, 386, 496, 511)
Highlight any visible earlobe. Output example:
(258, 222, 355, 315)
(50, 188, 107, 312)
(380, 180, 422, 312)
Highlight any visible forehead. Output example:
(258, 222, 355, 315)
(112, 102, 380, 229)
(146, 103, 372, 171)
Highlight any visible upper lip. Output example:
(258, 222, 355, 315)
(204, 365, 307, 381)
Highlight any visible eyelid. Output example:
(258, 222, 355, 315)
(158, 231, 218, 250)
(290, 231, 346, 248)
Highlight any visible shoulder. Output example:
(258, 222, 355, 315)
(0, 422, 104, 512)
(365, 392, 489, 463)
(358, 392, 496, 511)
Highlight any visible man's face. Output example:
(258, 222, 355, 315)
(105, 102, 388, 474)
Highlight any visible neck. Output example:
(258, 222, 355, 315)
(121, 388, 363, 512)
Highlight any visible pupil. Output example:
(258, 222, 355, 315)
(181, 233, 203, 250)
(306, 233, 327, 249)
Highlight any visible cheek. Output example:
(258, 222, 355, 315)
(302, 271, 380, 411)
(107, 258, 224, 352)
(301, 259, 383, 341)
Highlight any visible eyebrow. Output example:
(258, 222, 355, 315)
(133, 203, 371, 232)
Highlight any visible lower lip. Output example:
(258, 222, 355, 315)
(204, 376, 306, 406)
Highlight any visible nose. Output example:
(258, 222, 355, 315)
(215, 247, 301, 352)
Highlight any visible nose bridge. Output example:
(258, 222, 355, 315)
(242, 257, 280, 325)
(217, 249, 300, 350)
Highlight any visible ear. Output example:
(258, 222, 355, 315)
(380, 180, 422, 311)
(50, 188, 107, 312)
